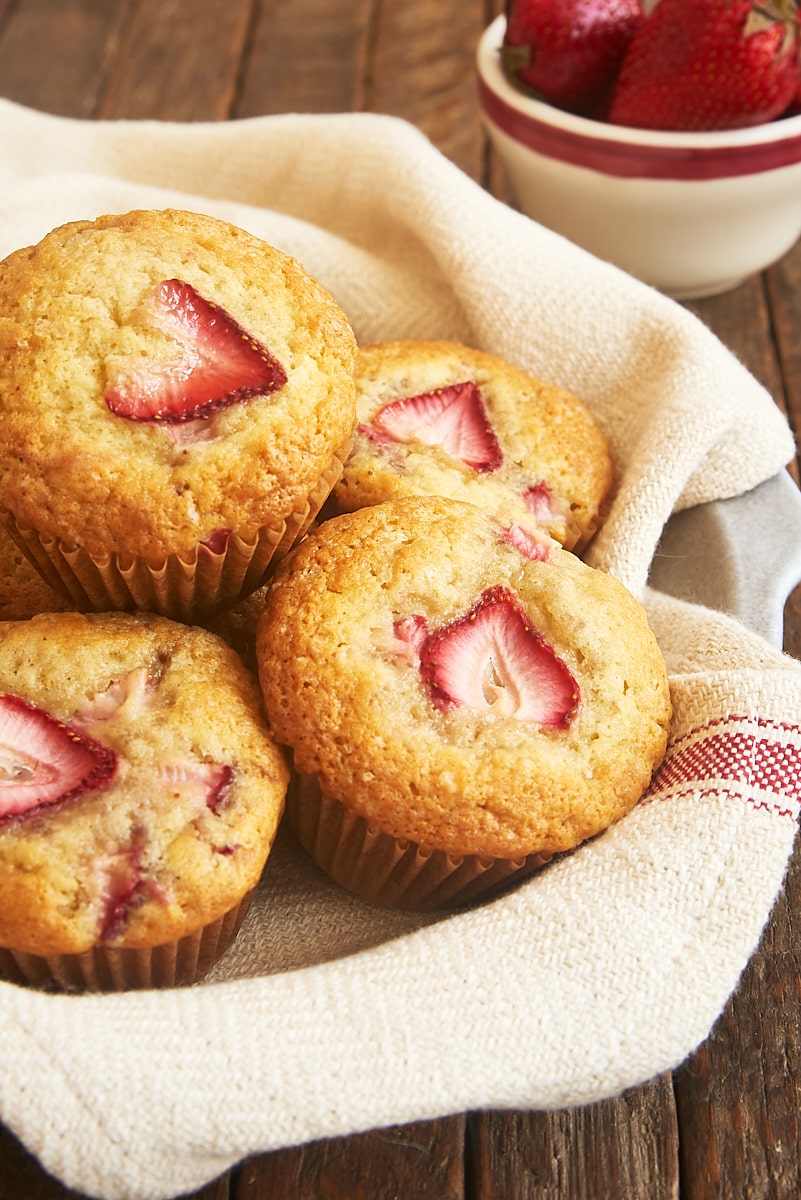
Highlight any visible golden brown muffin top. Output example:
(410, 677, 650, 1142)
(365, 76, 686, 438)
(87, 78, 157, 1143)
(0, 208, 357, 559)
(333, 340, 613, 553)
(0, 610, 288, 955)
(257, 497, 671, 860)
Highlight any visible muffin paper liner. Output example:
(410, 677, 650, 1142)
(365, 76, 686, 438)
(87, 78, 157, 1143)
(288, 772, 553, 911)
(0, 888, 255, 993)
(0, 440, 350, 622)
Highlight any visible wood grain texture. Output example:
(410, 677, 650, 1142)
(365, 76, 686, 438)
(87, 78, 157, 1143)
(0, 1123, 231, 1200)
(674, 834, 801, 1200)
(235, 1118, 465, 1199)
(98, 0, 255, 121)
(468, 1076, 680, 1199)
(236, 0, 372, 117)
(366, 0, 488, 180)
(0, 0, 130, 118)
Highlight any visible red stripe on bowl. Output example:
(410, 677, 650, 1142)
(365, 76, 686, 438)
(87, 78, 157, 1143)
(478, 77, 801, 181)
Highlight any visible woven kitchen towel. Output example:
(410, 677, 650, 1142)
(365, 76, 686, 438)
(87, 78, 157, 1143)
(0, 99, 800, 1200)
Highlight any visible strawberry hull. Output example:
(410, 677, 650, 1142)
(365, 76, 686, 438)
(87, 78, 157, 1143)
(478, 16, 801, 297)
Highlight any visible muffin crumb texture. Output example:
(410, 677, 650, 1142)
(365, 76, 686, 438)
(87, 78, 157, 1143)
(333, 340, 614, 554)
(0, 208, 357, 618)
(256, 497, 671, 869)
(0, 611, 288, 969)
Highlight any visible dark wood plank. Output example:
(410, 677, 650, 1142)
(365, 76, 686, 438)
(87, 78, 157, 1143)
(236, 0, 372, 118)
(98, 0, 255, 121)
(0, 0, 131, 118)
(674, 832, 801, 1200)
(684, 276, 788, 418)
(468, 1076, 679, 1200)
(367, 0, 489, 180)
(0, 1122, 232, 1200)
(234, 1118, 465, 1199)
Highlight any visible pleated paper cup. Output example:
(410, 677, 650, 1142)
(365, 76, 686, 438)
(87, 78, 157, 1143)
(287, 773, 553, 912)
(0, 440, 351, 623)
(0, 888, 255, 993)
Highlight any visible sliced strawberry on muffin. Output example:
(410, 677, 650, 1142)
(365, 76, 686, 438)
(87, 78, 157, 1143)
(360, 381, 503, 472)
(418, 585, 579, 726)
(0, 694, 117, 819)
(333, 340, 613, 555)
(105, 279, 287, 423)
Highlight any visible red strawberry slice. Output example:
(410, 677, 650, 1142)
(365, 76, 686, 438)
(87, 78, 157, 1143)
(95, 840, 171, 943)
(0, 694, 117, 819)
(419, 586, 579, 726)
(106, 279, 287, 423)
(97, 846, 146, 942)
(367, 382, 503, 473)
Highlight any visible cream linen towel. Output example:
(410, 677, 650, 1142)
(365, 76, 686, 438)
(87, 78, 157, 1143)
(0, 99, 800, 1200)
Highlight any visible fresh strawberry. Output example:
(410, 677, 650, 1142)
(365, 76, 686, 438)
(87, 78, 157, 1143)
(106, 279, 287, 423)
(608, 0, 800, 131)
(0, 694, 117, 819)
(419, 586, 579, 726)
(362, 382, 503, 473)
(503, 0, 644, 114)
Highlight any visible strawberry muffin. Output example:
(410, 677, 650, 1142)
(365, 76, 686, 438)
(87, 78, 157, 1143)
(0, 610, 289, 990)
(256, 496, 671, 910)
(0, 209, 357, 620)
(331, 340, 613, 553)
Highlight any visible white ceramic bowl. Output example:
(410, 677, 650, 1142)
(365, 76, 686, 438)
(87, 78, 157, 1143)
(477, 15, 801, 298)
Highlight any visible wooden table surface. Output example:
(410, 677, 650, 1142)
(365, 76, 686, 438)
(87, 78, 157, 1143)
(1, 1, 801, 1197)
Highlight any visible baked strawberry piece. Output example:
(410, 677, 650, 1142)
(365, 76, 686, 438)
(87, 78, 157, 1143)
(417, 585, 579, 725)
(334, 340, 612, 555)
(0, 694, 117, 819)
(0, 610, 289, 990)
(256, 497, 671, 911)
(360, 382, 503, 472)
(105, 279, 287, 424)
